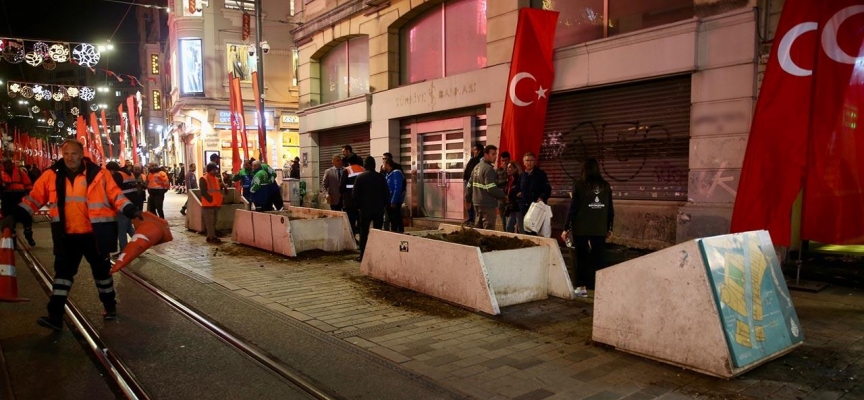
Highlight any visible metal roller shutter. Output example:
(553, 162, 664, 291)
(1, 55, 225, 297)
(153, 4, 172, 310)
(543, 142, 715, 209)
(318, 123, 371, 178)
(539, 74, 691, 201)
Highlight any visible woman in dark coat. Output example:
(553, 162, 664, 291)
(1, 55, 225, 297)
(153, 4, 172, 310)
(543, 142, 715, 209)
(562, 158, 615, 295)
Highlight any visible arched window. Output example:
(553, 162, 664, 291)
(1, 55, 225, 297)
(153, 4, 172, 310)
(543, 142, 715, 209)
(320, 36, 370, 104)
(400, 0, 487, 85)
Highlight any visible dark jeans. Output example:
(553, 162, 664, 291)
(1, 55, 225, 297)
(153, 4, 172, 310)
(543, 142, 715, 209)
(573, 235, 607, 290)
(384, 204, 404, 233)
(48, 234, 115, 317)
(147, 189, 166, 218)
(268, 183, 283, 210)
(358, 212, 384, 258)
(345, 208, 359, 237)
(1, 192, 32, 234)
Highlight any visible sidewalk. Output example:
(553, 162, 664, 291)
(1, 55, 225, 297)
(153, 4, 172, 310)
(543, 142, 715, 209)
(142, 210, 864, 400)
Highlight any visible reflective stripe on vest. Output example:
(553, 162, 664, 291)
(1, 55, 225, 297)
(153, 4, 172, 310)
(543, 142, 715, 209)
(2, 168, 29, 191)
(201, 174, 223, 207)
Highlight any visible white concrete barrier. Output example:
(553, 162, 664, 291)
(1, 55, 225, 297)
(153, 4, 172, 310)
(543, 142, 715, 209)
(232, 207, 357, 257)
(592, 230, 804, 378)
(186, 188, 247, 233)
(360, 227, 575, 315)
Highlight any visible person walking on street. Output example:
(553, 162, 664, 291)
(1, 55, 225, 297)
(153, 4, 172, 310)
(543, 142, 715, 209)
(290, 157, 301, 179)
(232, 160, 255, 204)
(383, 159, 405, 233)
(180, 163, 197, 216)
(495, 151, 511, 231)
(146, 164, 169, 218)
(518, 152, 552, 234)
(176, 163, 186, 193)
(462, 143, 484, 225)
(562, 158, 615, 296)
(340, 155, 365, 237)
(503, 161, 523, 233)
(466, 145, 507, 230)
(106, 161, 142, 254)
(8, 139, 141, 331)
(200, 163, 226, 244)
(0, 157, 35, 246)
(321, 155, 343, 211)
(352, 156, 389, 262)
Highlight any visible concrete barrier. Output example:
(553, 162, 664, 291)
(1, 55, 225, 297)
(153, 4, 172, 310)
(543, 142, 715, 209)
(185, 188, 247, 233)
(592, 230, 804, 378)
(360, 227, 575, 315)
(232, 207, 357, 257)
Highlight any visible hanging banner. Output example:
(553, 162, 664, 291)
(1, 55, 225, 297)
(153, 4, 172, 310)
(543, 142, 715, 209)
(76, 116, 91, 159)
(101, 109, 111, 160)
(127, 95, 139, 165)
(88, 112, 103, 164)
(242, 13, 251, 42)
(499, 8, 559, 162)
(231, 75, 249, 159)
(251, 71, 266, 163)
(732, 0, 864, 245)
(118, 104, 127, 163)
(228, 73, 242, 174)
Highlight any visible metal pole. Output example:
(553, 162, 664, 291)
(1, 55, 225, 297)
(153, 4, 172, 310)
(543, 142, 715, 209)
(254, 0, 267, 163)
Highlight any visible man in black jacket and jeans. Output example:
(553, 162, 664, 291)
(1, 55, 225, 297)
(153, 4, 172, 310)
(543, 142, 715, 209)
(353, 156, 390, 262)
(518, 152, 552, 234)
(462, 143, 484, 224)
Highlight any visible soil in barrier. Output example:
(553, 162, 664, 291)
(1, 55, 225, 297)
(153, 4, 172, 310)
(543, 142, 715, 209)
(425, 227, 538, 253)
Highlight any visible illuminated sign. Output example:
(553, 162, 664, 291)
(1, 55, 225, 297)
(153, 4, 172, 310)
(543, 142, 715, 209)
(179, 39, 204, 96)
(215, 110, 274, 129)
(150, 54, 160, 75)
(280, 114, 299, 124)
(152, 90, 162, 110)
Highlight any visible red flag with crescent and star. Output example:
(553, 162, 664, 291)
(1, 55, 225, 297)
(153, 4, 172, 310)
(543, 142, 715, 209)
(732, 0, 864, 245)
(499, 8, 558, 163)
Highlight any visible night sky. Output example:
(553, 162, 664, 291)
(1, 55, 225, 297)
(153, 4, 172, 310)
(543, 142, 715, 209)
(0, 0, 157, 81)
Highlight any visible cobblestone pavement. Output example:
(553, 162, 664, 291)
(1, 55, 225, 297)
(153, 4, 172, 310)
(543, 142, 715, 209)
(149, 193, 864, 400)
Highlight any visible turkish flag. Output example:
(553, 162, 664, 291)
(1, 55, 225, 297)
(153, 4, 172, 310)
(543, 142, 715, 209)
(127, 96, 139, 165)
(732, 0, 864, 245)
(89, 112, 103, 163)
(76, 116, 91, 159)
(118, 104, 127, 163)
(101, 109, 111, 160)
(231, 75, 249, 159)
(499, 8, 558, 162)
(229, 73, 242, 174)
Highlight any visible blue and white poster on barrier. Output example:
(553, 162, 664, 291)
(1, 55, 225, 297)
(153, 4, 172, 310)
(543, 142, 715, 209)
(698, 230, 804, 369)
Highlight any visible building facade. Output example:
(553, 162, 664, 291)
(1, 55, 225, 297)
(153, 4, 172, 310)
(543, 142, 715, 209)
(293, 0, 783, 249)
(165, 0, 300, 173)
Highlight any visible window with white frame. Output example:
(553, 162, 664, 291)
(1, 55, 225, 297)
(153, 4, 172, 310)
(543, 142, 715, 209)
(224, 0, 255, 11)
(531, 0, 693, 49)
(399, 0, 487, 85)
(319, 37, 369, 104)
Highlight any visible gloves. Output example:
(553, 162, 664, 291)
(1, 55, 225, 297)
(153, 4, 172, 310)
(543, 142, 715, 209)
(123, 204, 144, 220)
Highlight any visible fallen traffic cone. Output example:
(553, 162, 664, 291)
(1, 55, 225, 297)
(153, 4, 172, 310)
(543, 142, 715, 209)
(0, 228, 28, 302)
(111, 212, 174, 274)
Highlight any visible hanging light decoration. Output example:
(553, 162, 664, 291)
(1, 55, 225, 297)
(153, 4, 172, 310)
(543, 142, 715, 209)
(70, 107, 79, 116)
(79, 86, 95, 101)
(72, 43, 100, 67)
(20, 86, 33, 98)
(9, 83, 20, 93)
(48, 43, 69, 62)
(24, 52, 43, 67)
(31, 105, 40, 113)
(66, 87, 79, 97)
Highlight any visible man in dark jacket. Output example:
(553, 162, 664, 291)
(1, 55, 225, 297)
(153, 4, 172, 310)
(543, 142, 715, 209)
(462, 143, 484, 224)
(340, 154, 365, 237)
(352, 156, 389, 262)
(518, 152, 552, 233)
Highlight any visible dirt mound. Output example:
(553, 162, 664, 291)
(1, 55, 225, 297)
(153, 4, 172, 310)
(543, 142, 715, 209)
(425, 227, 537, 253)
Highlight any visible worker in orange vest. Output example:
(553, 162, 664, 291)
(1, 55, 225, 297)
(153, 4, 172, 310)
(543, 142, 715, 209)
(0, 157, 35, 246)
(6, 139, 142, 331)
(146, 164, 170, 218)
(199, 163, 227, 243)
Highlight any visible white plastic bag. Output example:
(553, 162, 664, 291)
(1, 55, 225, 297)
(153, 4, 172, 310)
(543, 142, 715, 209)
(524, 201, 552, 235)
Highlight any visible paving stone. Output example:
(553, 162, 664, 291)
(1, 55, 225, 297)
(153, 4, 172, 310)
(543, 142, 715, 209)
(367, 346, 412, 364)
(426, 353, 462, 368)
(513, 388, 557, 400)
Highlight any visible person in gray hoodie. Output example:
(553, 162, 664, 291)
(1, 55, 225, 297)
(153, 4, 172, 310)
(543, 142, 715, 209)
(465, 145, 506, 230)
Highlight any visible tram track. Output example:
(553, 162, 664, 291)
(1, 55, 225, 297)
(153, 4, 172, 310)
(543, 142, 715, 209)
(16, 237, 335, 400)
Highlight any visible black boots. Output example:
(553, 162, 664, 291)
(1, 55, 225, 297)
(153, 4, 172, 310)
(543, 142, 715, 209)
(24, 228, 35, 247)
(37, 315, 63, 331)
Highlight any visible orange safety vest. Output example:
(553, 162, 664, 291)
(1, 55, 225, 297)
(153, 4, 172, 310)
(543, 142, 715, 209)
(2, 167, 32, 192)
(21, 162, 132, 234)
(147, 170, 170, 190)
(117, 170, 138, 196)
(201, 174, 223, 207)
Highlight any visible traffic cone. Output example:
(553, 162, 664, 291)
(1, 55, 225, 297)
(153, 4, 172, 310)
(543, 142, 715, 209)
(0, 228, 28, 302)
(110, 212, 174, 274)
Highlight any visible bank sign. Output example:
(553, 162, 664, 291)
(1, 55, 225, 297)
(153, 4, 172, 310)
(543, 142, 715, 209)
(215, 110, 275, 130)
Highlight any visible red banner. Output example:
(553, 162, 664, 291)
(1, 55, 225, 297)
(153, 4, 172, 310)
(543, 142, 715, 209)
(76, 116, 91, 159)
(499, 8, 559, 163)
(251, 71, 266, 163)
(89, 112, 103, 164)
(127, 96, 139, 165)
(188, 0, 196, 14)
(101, 109, 111, 160)
(118, 104, 127, 163)
(732, 0, 864, 245)
(228, 73, 242, 174)
(242, 13, 251, 42)
(231, 75, 249, 159)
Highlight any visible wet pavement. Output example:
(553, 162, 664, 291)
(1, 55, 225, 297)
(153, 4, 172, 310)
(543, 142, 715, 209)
(2, 191, 864, 399)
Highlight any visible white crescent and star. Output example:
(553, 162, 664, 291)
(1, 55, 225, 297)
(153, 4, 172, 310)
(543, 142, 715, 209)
(779, 5, 864, 76)
(508, 72, 548, 107)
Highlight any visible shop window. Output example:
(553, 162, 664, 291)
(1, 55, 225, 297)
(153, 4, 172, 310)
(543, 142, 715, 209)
(320, 36, 370, 104)
(532, 0, 693, 49)
(227, 44, 258, 82)
(400, 0, 487, 85)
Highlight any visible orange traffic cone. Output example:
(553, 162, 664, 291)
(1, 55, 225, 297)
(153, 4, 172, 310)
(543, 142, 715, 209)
(0, 228, 28, 302)
(111, 212, 174, 274)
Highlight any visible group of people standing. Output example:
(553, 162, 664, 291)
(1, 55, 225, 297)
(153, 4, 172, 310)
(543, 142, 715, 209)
(463, 144, 615, 296)
(320, 145, 405, 262)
